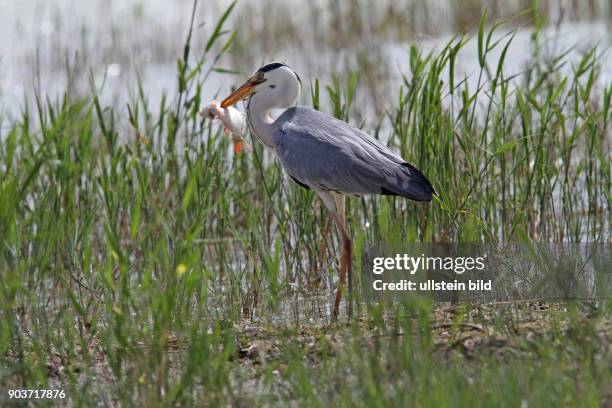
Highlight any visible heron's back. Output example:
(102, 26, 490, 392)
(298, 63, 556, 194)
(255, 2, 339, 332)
(272, 107, 435, 201)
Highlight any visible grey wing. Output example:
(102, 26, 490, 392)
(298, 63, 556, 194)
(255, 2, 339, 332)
(272, 107, 435, 201)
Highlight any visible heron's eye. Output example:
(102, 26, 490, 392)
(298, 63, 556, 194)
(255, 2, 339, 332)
(256, 72, 264, 80)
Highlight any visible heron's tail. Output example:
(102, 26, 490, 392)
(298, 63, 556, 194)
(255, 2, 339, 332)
(380, 162, 436, 202)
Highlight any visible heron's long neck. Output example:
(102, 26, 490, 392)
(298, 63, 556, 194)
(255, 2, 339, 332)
(246, 99, 276, 148)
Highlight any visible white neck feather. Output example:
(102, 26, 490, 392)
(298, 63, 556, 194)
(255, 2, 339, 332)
(247, 99, 276, 148)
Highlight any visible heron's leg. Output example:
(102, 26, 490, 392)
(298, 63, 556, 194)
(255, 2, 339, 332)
(314, 190, 349, 319)
(332, 193, 353, 319)
(309, 213, 332, 289)
(308, 211, 334, 287)
(316, 213, 333, 274)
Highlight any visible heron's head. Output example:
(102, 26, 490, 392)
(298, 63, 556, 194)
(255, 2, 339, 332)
(221, 62, 301, 109)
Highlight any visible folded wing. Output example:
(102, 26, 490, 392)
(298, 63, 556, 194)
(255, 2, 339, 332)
(272, 107, 435, 201)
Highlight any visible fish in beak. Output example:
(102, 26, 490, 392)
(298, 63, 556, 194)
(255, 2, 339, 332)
(200, 100, 250, 154)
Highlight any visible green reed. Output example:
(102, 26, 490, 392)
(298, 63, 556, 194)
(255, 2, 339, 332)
(0, 3, 609, 406)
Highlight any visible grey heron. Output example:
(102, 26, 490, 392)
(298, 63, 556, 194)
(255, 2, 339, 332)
(220, 62, 435, 318)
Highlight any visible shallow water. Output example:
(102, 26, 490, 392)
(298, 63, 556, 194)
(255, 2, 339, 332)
(0, 0, 610, 124)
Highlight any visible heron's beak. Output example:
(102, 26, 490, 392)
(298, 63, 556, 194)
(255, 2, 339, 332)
(221, 79, 257, 108)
